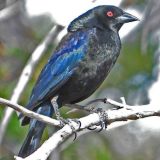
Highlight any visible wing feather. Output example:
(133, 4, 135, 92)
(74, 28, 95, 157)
(27, 31, 89, 110)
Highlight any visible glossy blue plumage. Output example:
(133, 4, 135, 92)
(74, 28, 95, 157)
(27, 31, 89, 110)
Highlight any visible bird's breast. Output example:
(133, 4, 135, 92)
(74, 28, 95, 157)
(58, 29, 121, 104)
(67, 30, 120, 96)
(76, 29, 121, 84)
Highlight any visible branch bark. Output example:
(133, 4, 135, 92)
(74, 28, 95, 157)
(13, 101, 160, 160)
(0, 97, 60, 126)
(0, 96, 159, 160)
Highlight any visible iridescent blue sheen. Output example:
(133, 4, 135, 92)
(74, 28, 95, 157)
(27, 31, 89, 109)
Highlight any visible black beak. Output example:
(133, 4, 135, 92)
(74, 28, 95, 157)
(116, 12, 139, 23)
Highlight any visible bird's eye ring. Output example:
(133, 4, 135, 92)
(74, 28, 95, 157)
(106, 11, 114, 17)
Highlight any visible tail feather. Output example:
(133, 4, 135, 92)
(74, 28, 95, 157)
(18, 102, 53, 158)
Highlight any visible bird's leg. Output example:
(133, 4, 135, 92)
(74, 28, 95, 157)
(51, 96, 61, 121)
(51, 97, 81, 140)
(51, 96, 70, 127)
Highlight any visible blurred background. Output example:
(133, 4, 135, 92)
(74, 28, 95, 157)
(0, 0, 160, 160)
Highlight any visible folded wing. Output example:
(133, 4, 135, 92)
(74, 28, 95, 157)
(26, 31, 89, 110)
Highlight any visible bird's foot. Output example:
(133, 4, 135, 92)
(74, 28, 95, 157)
(87, 108, 108, 132)
(59, 118, 81, 141)
(96, 108, 108, 132)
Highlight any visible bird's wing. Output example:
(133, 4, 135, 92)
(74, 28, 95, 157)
(27, 31, 89, 110)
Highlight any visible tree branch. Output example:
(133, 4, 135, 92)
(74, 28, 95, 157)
(0, 97, 61, 127)
(13, 99, 160, 160)
(0, 96, 159, 160)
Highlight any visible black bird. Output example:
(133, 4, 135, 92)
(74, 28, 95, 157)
(18, 5, 138, 157)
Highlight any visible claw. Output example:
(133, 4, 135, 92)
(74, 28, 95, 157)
(70, 119, 81, 130)
(71, 119, 81, 141)
(60, 118, 81, 141)
(87, 108, 108, 132)
(104, 121, 107, 129)
(87, 126, 97, 130)
(98, 122, 104, 132)
(68, 124, 77, 141)
(103, 98, 107, 103)
(77, 120, 81, 130)
(73, 131, 77, 141)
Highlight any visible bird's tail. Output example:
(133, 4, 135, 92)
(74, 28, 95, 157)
(18, 102, 53, 158)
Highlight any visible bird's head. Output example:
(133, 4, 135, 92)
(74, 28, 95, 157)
(68, 5, 139, 32)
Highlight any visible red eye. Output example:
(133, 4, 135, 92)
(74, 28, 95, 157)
(106, 11, 114, 17)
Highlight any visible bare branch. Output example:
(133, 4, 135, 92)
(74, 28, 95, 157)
(12, 99, 160, 160)
(0, 97, 60, 126)
(0, 25, 64, 144)
(0, 96, 159, 160)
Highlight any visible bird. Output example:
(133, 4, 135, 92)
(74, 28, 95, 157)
(18, 5, 138, 157)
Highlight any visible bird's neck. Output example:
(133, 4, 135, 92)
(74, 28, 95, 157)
(95, 27, 120, 45)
